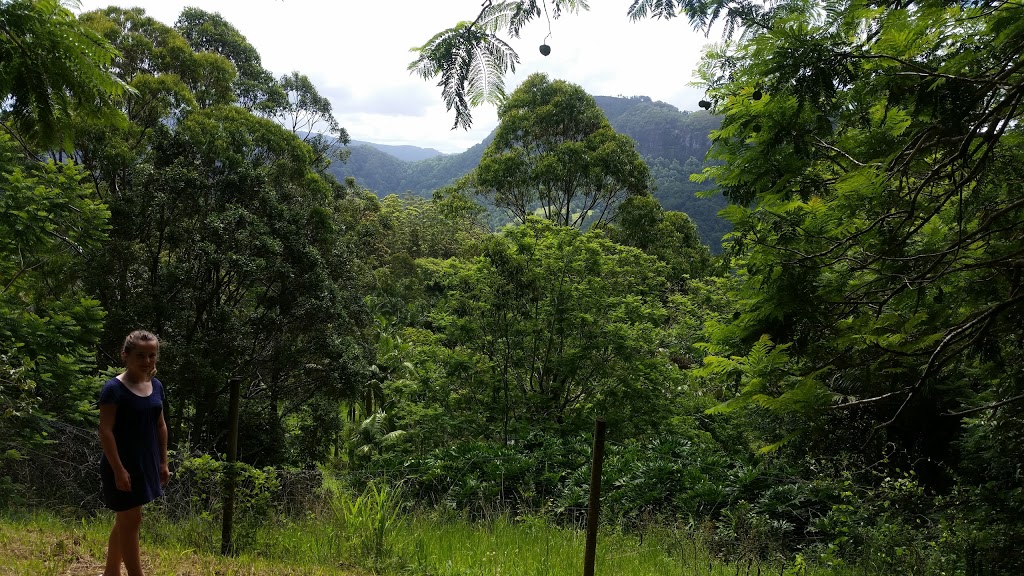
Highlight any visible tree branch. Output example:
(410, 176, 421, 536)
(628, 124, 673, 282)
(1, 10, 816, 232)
(944, 393, 1024, 417)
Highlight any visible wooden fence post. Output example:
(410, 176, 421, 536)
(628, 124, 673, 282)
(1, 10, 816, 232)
(220, 376, 241, 555)
(583, 418, 607, 576)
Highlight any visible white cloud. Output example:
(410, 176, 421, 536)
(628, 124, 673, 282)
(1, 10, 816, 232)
(76, 1, 712, 153)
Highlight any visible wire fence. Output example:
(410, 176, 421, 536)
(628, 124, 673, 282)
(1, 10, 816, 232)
(3, 417, 596, 527)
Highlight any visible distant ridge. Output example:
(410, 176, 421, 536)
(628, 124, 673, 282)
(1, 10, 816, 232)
(329, 95, 729, 250)
(348, 140, 445, 163)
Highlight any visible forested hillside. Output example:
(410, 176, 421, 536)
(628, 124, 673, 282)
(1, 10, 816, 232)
(348, 140, 444, 162)
(3, 1, 1023, 575)
(329, 97, 729, 249)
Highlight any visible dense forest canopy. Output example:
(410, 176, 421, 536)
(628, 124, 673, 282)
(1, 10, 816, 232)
(331, 95, 729, 248)
(1, 0, 1023, 573)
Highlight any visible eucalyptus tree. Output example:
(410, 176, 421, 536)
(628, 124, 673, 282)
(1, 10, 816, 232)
(72, 7, 369, 465)
(277, 71, 351, 170)
(75, 7, 233, 195)
(173, 7, 287, 116)
(473, 73, 650, 228)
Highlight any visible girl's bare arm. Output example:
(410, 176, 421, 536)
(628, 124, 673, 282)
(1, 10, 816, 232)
(157, 412, 169, 485)
(98, 404, 131, 491)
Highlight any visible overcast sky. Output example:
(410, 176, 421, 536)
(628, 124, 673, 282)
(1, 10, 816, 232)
(75, 1, 715, 153)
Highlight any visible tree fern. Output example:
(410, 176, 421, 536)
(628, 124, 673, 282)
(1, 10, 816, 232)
(408, 0, 587, 130)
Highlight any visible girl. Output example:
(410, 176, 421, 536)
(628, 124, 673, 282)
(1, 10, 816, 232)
(98, 330, 169, 576)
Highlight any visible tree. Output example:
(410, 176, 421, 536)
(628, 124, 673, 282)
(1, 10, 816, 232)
(0, 0, 128, 150)
(691, 0, 1024, 451)
(606, 195, 713, 284)
(0, 130, 109, 450)
(681, 1, 1024, 566)
(472, 73, 651, 229)
(70, 7, 371, 466)
(277, 71, 350, 170)
(173, 7, 286, 116)
(85, 105, 371, 466)
(398, 218, 676, 444)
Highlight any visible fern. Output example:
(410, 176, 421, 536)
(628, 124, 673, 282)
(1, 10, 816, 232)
(408, 0, 588, 130)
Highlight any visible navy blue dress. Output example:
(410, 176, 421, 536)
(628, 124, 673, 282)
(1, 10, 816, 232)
(99, 377, 165, 511)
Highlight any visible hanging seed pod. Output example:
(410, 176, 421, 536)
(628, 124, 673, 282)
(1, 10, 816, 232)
(539, 44, 551, 56)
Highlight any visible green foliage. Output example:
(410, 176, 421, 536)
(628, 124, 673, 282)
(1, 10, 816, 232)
(170, 454, 282, 522)
(340, 216, 735, 518)
(408, 1, 588, 129)
(692, 0, 1024, 461)
(0, 131, 108, 478)
(0, 0, 129, 149)
(173, 7, 286, 115)
(326, 481, 403, 567)
(606, 195, 714, 285)
(473, 74, 651, 229)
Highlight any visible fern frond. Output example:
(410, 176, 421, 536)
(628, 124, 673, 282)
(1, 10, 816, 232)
(466, 34, 516, 107)
(409, 22, 520, 129)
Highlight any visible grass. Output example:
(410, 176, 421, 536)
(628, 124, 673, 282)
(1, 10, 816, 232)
(0, 505, 856, 576)
(0, 511, 365, 576)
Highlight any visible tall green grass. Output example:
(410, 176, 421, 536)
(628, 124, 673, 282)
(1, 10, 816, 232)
(15, 481, 856, 575)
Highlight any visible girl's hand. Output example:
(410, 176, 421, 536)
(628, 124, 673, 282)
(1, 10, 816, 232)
(160, 463, 170, 487)
(115, 468, 132, 492)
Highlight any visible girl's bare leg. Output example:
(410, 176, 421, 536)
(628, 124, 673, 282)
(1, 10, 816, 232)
(102, 518, 121, 576)
(110, 506, 144, 576)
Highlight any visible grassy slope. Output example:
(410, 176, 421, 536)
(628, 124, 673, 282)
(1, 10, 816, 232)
(0, 511, 854, 576)
(0, 513, 364, 576)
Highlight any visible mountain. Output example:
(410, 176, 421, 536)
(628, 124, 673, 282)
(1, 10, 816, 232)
(348, 140, 444, 162)
(328, 96, 729, 250)
(330, 135, 491, 198)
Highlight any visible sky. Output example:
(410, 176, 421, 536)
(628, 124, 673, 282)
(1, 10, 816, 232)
(75, 1, 716, 154)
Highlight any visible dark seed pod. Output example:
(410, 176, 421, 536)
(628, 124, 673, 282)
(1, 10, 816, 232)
(752, 123, 761, 133)
(539, 44, 551, 56)
(752, 89, 763, 101)
(698, 99, 712, 110)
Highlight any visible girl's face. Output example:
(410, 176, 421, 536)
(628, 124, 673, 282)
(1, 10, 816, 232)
(123, 340, 159, 378)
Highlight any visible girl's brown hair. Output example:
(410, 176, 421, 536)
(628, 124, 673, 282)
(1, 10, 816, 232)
(122, 330, 159, 355)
